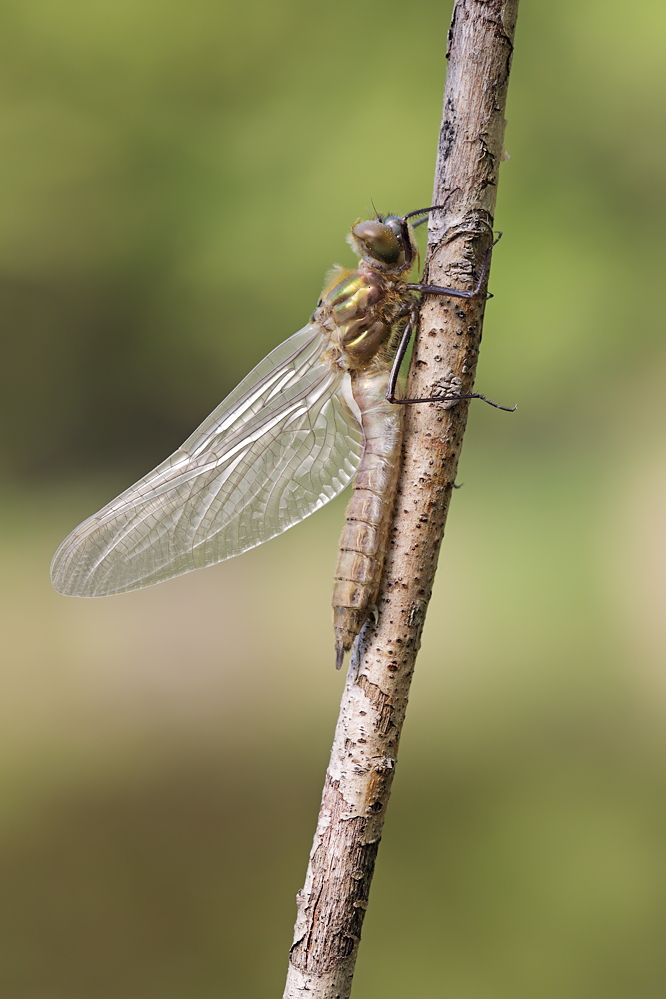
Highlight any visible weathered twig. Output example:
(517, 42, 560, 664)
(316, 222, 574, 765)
(282, 3, 519, 996)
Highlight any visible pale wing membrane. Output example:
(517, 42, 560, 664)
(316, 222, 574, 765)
(51, 324, 364, 597)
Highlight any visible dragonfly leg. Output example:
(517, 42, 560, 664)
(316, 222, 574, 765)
(405, 231, 502, 300)
(386, 310, 417, 404)
(387, 236, 514, 410)
(387, 316, 515, 410)
(396, 390, 516, 411)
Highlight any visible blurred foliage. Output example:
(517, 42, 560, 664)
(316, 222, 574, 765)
(0, 0, 665, 996)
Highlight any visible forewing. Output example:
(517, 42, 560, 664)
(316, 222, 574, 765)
(51, 324, 363, 596)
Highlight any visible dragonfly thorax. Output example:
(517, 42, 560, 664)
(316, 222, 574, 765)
(317, 264, 411, 368)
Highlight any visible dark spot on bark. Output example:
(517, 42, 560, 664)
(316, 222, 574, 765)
(439, 111, 455, 161)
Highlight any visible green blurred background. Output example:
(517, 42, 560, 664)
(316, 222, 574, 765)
(1, 0, 665, 996)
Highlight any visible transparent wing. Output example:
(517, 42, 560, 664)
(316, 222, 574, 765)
(51, 324, 363, 597)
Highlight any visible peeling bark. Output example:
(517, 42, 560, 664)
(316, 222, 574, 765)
(283, 3, 519, 996)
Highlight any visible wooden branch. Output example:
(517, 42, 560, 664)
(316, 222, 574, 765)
(282, 3, 519, 996)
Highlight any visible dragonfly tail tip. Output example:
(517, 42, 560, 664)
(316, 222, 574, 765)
(335, 643, 345, 670)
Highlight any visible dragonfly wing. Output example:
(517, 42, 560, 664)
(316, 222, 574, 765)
(51, 324, 363, 596)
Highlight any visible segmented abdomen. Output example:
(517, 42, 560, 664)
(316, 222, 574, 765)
(333, 367, 403, 667)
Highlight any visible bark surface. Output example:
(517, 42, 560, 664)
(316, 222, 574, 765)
(283, 3, 519, 996)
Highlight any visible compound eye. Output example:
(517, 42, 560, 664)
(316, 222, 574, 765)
(383, 216, 403, 238)
(352, 220, 402, 264)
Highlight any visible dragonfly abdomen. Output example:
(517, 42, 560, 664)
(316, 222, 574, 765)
(333, 367, 403, 668)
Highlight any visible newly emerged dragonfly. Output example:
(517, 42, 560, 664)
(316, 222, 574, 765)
(52, 206, 507, 667)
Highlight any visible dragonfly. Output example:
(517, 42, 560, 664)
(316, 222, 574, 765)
(51, 206, 509, 668)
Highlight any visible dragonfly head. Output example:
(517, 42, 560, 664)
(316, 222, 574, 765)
(348, 214, 418, 275)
